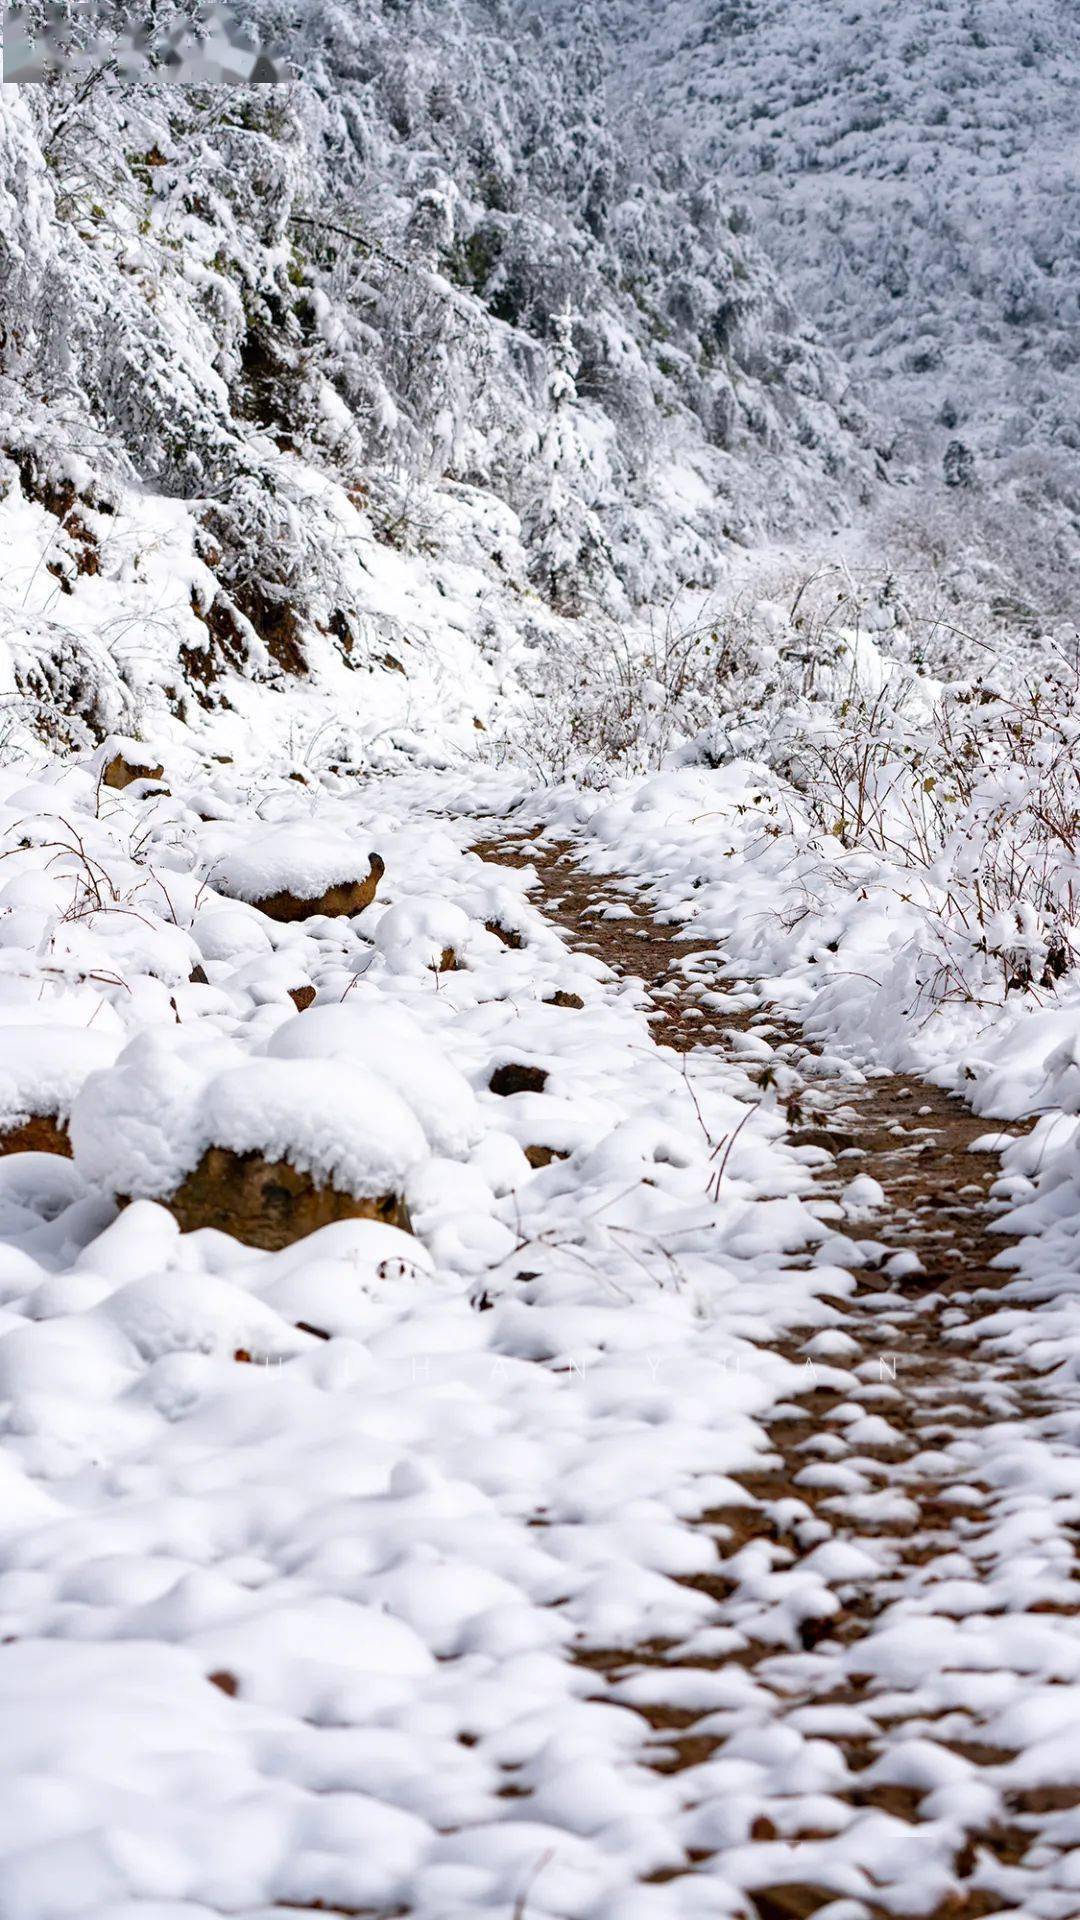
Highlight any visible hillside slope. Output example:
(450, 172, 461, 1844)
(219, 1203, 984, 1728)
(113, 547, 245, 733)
(575, 0, 1080, 613)
(0, 0, 875, 759)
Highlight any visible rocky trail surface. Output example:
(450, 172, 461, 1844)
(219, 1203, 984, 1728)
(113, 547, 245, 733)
(476, 828, 1080, 1920)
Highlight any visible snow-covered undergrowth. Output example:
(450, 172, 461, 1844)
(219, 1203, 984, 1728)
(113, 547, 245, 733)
(516, 573, 1080, 1372)
(0, 739, 879, 1916)
(514, 561, 1077, 1026)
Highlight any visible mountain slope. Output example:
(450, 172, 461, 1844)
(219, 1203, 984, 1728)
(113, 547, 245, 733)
(575, 0, 1080, 611)
(0, 0, 877, 757)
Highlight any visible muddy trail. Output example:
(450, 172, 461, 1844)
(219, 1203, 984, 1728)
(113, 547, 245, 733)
(477, 831, 1080, 1920)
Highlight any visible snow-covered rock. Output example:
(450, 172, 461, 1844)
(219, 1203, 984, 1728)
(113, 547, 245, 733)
(211, 828, 384, 921)
(70, 1032, 429, 1229)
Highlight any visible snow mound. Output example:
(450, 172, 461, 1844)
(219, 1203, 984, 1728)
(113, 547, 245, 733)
(972, 1005, 1080, 1121)
(71, 1034, 428, 1203)
(200, 1059, 427, 1198)
(0, 1027, 122, 1131)
(191, 905, 276, 965)
(373, 896, 476, 973)
(262, 1003, 483, 1158)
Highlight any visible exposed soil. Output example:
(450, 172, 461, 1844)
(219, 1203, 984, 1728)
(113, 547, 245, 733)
(158, 1143, 411, 1251)
(181, 591, 253, 710)
(0, 1114, 73, 1158)
(475, 831, 1077, 1920)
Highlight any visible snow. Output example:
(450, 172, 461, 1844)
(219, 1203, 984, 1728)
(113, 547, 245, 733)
(373, 894, 477, 973)
(0, 1027, 122, 1132)
(0, 731, 1071, 1914)
(0, 748, 878, 1918)
(262, 1003, 483, 1158)
(540, 741, 1079, 1120)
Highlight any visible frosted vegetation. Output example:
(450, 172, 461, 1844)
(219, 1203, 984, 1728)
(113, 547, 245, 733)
(1, 0, 867, 704)
(1, 0, 1074, 1006)
(582, 0, 1080, 615)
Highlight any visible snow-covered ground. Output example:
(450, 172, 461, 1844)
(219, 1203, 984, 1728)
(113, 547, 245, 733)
(0, 708, 1078, 1914)
(0, 746, 869, 1918)
(3, 309, 1080, 1909)
(3, 317, 1080, 1911)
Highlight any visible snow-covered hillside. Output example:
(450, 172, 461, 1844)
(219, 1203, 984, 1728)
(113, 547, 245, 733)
(577, 0, 1080, 613)
(0, 0, 883, 757)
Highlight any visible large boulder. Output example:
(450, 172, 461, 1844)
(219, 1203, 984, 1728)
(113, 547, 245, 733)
(166, 1145, 411, 1250)
(244, 856, 384, 924)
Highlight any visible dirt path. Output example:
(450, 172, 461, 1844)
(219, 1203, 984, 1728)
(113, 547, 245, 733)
(476, 832, 1080, 1920)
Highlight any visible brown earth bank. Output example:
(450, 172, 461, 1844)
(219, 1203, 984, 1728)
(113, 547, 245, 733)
(0, 1113, 73, 1157)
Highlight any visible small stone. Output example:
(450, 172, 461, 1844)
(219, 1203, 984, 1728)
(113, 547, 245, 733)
(102, 752, 165, 791)
(489, 1063, 548, 1097)
(524, 1145, 568, 1169)
(749, 1886, 837, 1920)
(485, 920, 523, 949)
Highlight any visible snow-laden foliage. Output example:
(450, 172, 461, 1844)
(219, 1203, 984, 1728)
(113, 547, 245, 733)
(0, 1, 876, 741)
(508, 562, 1080, 1026)
(574, 0, 1080, 611)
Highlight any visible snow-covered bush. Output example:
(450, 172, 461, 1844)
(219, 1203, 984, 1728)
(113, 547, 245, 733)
(505, 564, 930, 785)
(509, 558, 1080, 1017)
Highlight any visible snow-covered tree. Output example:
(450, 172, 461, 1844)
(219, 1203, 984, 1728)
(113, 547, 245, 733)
(523, 308, 612, 613)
